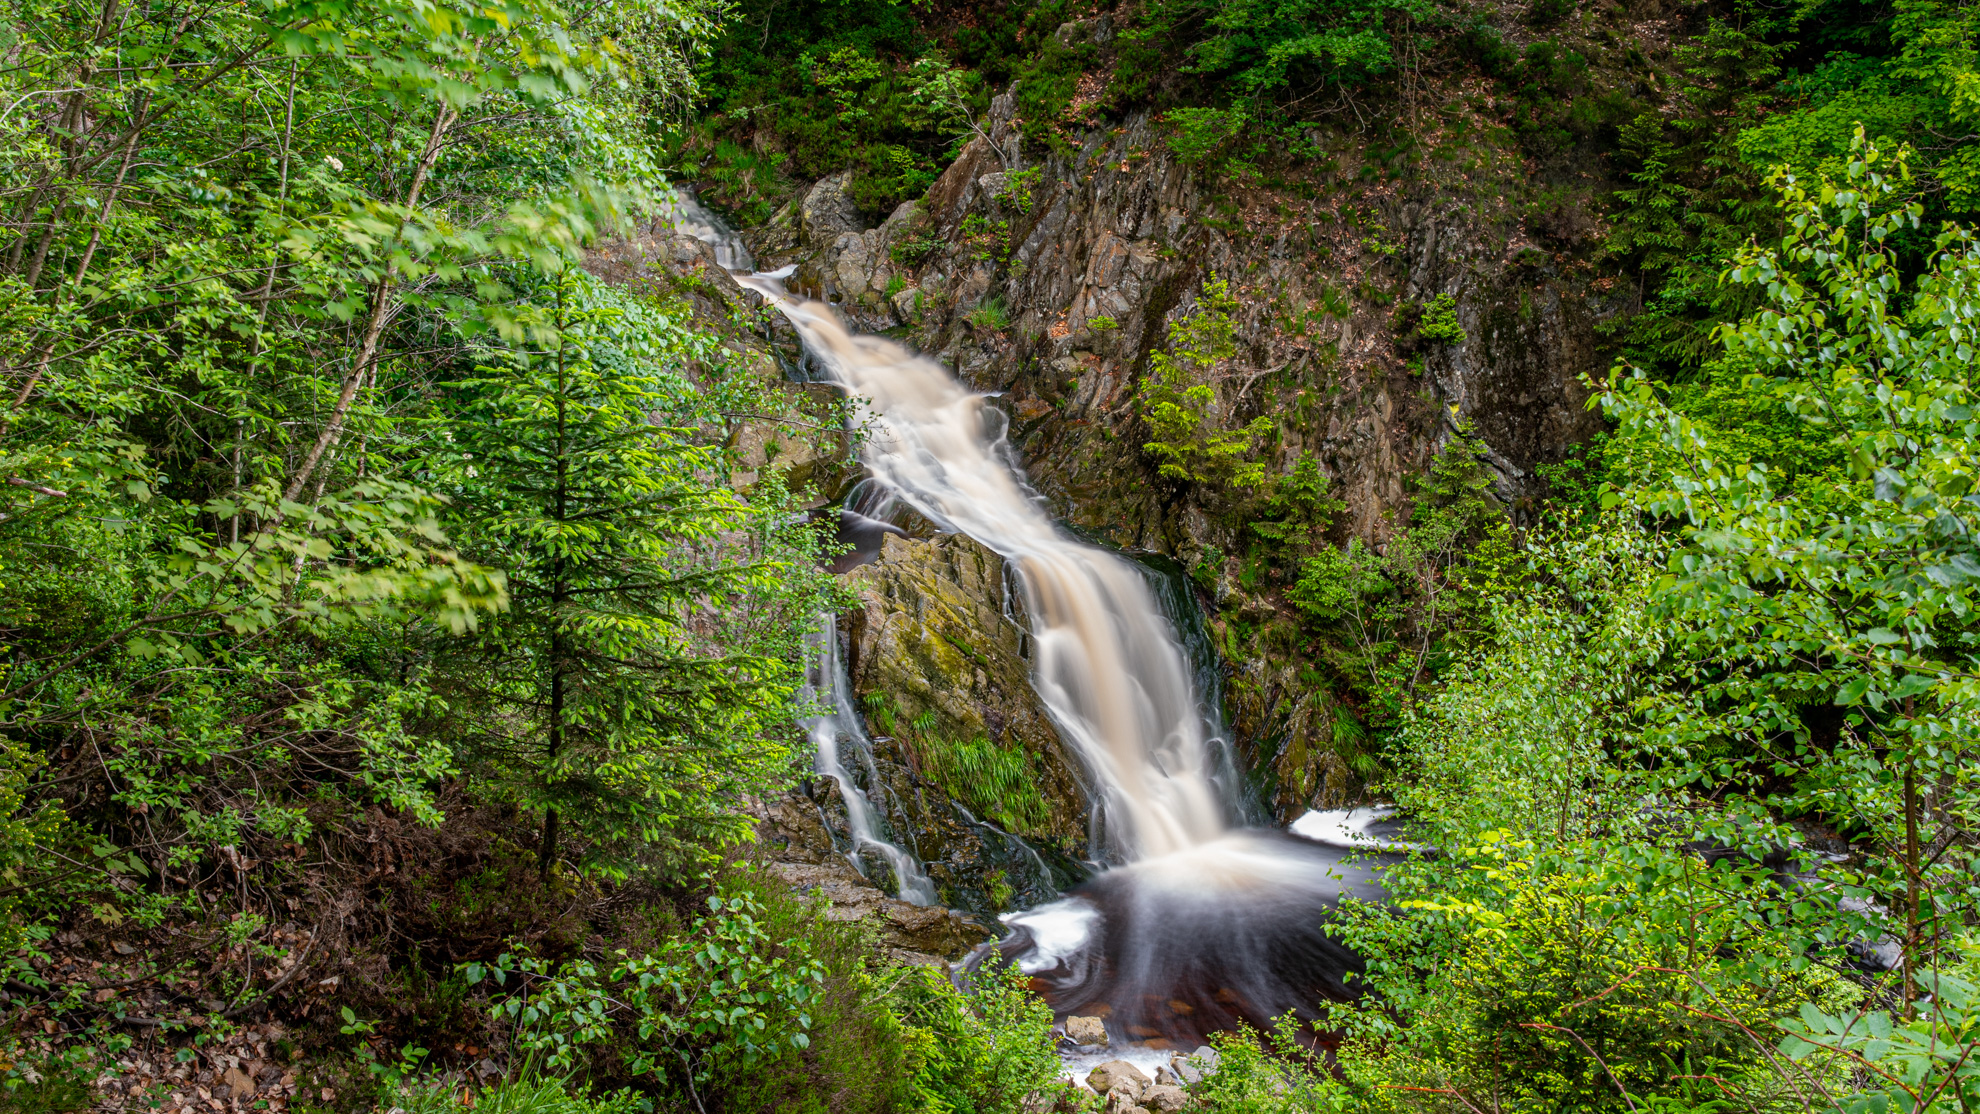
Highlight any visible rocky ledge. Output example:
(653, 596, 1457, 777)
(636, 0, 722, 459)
(750, 793, 992, 965)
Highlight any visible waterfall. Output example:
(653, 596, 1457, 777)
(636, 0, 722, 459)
(734, 284, 1228, 862)
(665, 186, 1231, 861)
(670, 191, 1395, 1048)
(801, 619, 940, 905)
(659, 191, 754, 272)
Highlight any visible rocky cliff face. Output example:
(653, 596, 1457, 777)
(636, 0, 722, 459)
(730, 78, 1611, 824)
(842, 533, 1088, 847)
(594, 66, 1614, 912)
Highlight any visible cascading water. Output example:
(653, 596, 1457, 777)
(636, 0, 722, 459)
(751, 289, 1230, 862)
(801, 620, 940, 906)
(659, 191, 755, 272)
(668, 191, 1403, 1049)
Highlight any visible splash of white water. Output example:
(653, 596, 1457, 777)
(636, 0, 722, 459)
(801, 620, 939, 905)
(1289, 805, 1429, 853)
(659, 190, 754, 272)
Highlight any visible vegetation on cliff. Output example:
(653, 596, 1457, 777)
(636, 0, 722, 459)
(1203, 137, 1980, 1113)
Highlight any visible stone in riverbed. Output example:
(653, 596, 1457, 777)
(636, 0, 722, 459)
(1169, 1046, 1220, 1084)
(1087, 1059, 1151, 1099)
(1064, 1015, 1108, 1046)
(1141, 1084, 1188, 1112)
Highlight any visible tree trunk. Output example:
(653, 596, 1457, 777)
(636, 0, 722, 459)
(539, 624, 566, 880)
(282, 102, 456, 503)
(1903, 753, 1921, 1018)
(538, 323, 572, 881)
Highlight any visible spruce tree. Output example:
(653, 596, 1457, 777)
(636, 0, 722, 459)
(434, 272, 830, 879)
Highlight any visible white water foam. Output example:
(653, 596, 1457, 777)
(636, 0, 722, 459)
(731, 282, 1226, 862)
(1001, 898, 1101, 974)
(1289, 805, 1427, 853)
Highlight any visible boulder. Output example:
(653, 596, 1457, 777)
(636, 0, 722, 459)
(1064, 1015, 1108, 1046)
(1141, 1084, 1188, 1112)
(1087, 1059, 1151, 1098)
(758, 857, 986, 961)
(831, 229, 885, 302)
(800, 171, 863, 248)
(1169, 1046, 1220, 1085)
(845, 533, 1086, 846)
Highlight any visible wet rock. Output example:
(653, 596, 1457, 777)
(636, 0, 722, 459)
(1088, 1060, 1151, 1098)
(1141, 1084, 1188, 1112)
(759, 107, 1613, 819)
(881, 899, 984, 957)
(831, 230, 883, 303)
(759, 856, 986, 963)
(845, 533, 1086, 847)
(742, 195, 803, 261)
(1064, 1014, 1108, 1045)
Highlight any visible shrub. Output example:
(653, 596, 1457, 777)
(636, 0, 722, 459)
(448, 866, 941, 1114)
(467, 882, 827, 1098)
(705, 870, 924, 1114)
(1189, 1019, 1353, 1113)
(0, 739, 61, 956)
(1334, 838, 1855, 1112)
(891, 234, 945, 266)
(900, 962, 1066, 1114)
(1138, 276, 1275, 487)
(1415, 293, 1465, 344)
(386, 1074, 649, 1114)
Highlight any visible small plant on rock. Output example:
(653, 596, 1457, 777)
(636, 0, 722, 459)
(966, 298, 1011, 330)
(890, 234, 944, 266)
(1416, 292, 1466, 344)
(1138, 275, 1275, 487)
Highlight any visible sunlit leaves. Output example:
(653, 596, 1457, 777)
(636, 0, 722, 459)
(1600, 128, 1980, 993)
